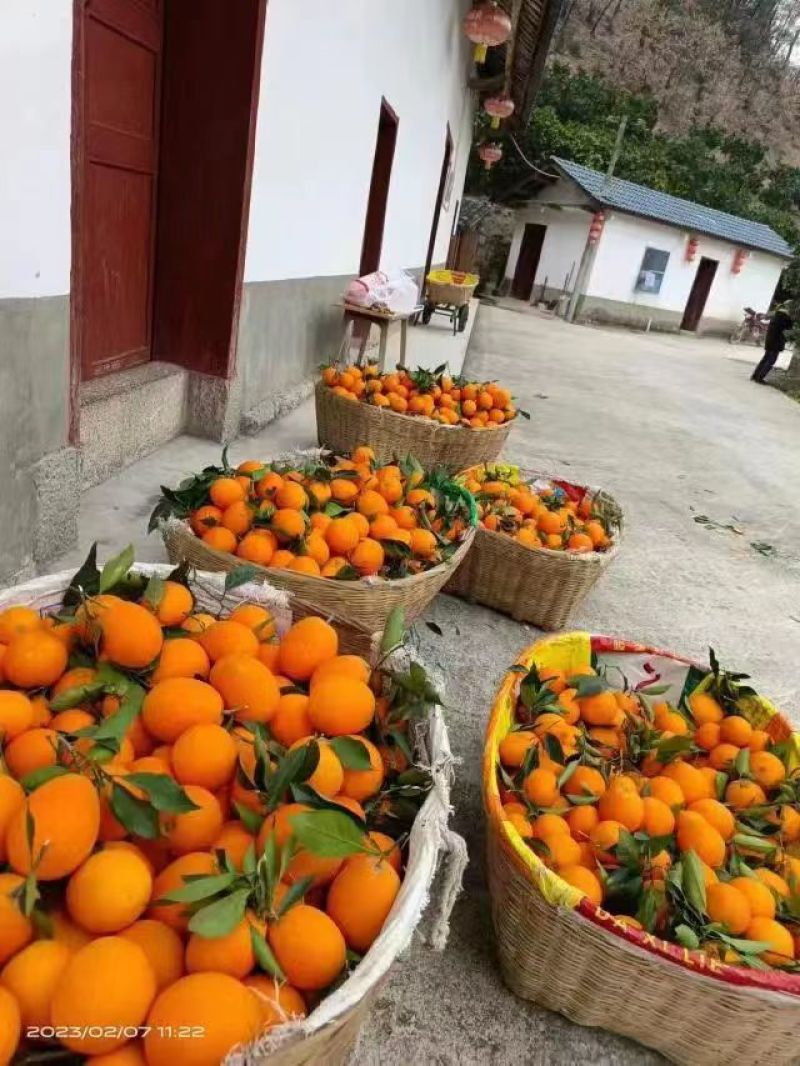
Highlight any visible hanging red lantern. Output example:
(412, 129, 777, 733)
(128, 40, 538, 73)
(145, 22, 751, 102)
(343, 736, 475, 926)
(587, 210, 605, 244)
(686, 235, 699, 262)
(478, 142, 503, 170)
(484, 93, 515, 129)
(732, 248, 748, 274)
(464, 2, 512, 64)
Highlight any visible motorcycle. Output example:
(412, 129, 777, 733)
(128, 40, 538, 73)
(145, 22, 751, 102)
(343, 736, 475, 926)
(729, 306, 770, 345)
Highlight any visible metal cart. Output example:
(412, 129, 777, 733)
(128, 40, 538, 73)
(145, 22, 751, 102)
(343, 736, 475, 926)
(420, 270, 479, 335)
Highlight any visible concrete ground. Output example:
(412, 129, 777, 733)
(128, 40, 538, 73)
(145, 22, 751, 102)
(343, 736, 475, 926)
(57, 305, 800, 1065)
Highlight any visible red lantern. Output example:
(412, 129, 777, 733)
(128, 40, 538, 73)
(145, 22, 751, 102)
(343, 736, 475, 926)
(686, 235, 699, 262)
(484, 93, 515, 129)
(478, 142, 503, 170)
(587, 210, 605, 244)
(732, 248, 748, 274)
(464, 2, 512, 63)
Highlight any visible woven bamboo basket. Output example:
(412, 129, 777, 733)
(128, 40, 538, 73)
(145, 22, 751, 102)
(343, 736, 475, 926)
(0, 565, 466, 1066)
(445, 471, 623, 630)
(315, 381, 512, 472)
(484, 632, 800, 1066)
(162, 517, 475, 657)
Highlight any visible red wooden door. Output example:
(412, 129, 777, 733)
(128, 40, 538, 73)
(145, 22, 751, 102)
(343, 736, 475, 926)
(360, 100, 399, 276)
(76, 0, 163, 380)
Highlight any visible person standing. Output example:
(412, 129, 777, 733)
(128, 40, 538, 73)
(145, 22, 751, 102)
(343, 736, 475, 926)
(751, 304, 793, 383)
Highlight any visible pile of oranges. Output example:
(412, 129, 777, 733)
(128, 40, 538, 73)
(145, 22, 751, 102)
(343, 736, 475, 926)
(463, 465, 616, 553)
(0, 552, 435, 1065)
(153, 447, 474, 580)
(321, 364, 524, 429)
(497, 654, 800, 970)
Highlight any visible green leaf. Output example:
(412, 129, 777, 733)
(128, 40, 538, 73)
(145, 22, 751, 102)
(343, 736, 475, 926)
(615, 828, 640, 868)
(654, 735, 695, 764)
(682, 850, 708, 914)
(275, 875, 314, 917)
(110, 783, 160, 839)
(242, 844, 257, 876)
(234, 802, 264, 835)
(143, 575, 166, 610)
(329, 736, 372, 771)
(543, 734, 565, 765)
(380, 606, 405, 657)
(225, 565, 260, 591)
(266, 743, 320, 810)
(160, 872, 238, 904)
(21, 765, 70, 791)
(189, 887, 250, 938)
(23, 873, 40, 918)
(557, 759, 579, 790)
(99, 545, 135, 593)
(125, 773, 199, 814)
(77, 683, 145, 744)
(734, 747, 751, 777)
(288, 809, 367, 858)
(64, 543, 100, 607)
(323, 501, 350, 517)
(732, 832, 775, 853)
(674, 923, 700, 949)
(249, 924, 285, 979)
(567, 675, 610, 697)
(49, 680, 105, 713)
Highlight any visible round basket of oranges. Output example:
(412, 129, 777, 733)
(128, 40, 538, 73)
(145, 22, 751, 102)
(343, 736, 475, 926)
(0, 552, 462, 1066)
(445, 465, 623, 630)
(154, 447, 476, 656)
(316, 364, 525, 472)
(485, 633, 800, 1065)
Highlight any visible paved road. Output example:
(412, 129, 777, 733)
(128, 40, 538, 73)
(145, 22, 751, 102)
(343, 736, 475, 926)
(67, 304, 800, 1065)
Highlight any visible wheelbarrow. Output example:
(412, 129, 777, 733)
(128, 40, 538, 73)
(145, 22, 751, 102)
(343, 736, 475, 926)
(421, 270, 479, 335)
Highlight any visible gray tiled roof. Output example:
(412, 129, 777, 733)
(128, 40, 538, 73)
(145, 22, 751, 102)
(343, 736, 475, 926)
(552, 157, 794, 259)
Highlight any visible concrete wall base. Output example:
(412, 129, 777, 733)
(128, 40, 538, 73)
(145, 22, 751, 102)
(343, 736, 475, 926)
(32, 446, 80, 568)
(80, 362, 189, 488)
(240, 379, 314, 436)
(574, 295, 738, 336)
(185, 371, 243, 443)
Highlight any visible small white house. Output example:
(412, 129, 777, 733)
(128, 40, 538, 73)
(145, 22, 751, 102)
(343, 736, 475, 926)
(504, 157, 793, 333)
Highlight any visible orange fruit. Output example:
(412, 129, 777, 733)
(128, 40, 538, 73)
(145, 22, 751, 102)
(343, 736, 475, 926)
(0, 775, 25, 861)
(349, 537, 385, 575)
(0, 872, 34, 967)
(729, 876, 776, 919)
(148, 852, 218, 930)
(275, 480, 308, 510)
(706, 881, 751, 935)
(172, 724, 238, 789)
(51, 936, 157, 1054)
(558, 864, 603, 905)
(67, 847, 153, 933)
(0, 985, 20, 1066)
(693, 722, 721, 751)
(151, 581, 194, 627)
(339, 736, 384, 801)
(0, 938, 71, 1029)
(688, 691, 724, 724)
(161, 785, 223, 854)
(289, 738, 344, 798)
(142, 678, 224, 742)
(305, 532, 331, 567)
(523, 768, 558, 807)
(268, 904, 346, 990)
(0, 606, 41, 643)
(288, 555, 322, 576)
(367, 831, 402, 872)
(357, 489, 389, 519)
(662, 761, 710, 804)
(409, 528, 437, 558)
(498, 731, 537, 768)
(209, 654, 280, 723)
(755, 867, 791, 898)
(279, 617, 339, 681)
(209, 477, 246, 508)
(245, 975, 306, 1028)
(3, 729, 58, 782)
(151, 638, 210, 682)
(202, 527, 238, 554)
(7, 773, 100, 881)
(212, 821, 256, 870)
(186, 915, 260, 979)
(325, 517, 361, 555)
(744, 917, 794, 966)
(725, 778, 767, 809)
(257, 802, 343, 888)
(227, 604, 275, 640)
(237, 531, 275, 565)
(307, 676, 375, 735)
(144, 972, 262, 1066)
(579, 692, 619, 726)
(688, 798, 735, 840)
(598, 783, 644, 831)
(676, 810, 726, 868)
(311, 655, 371, 688)
(269, 693, 313, 748)
(326, 854, 400, 952)
(566, 804, 599, 840)
(3, 631, 67, 689)
(719, 715, 752, 747)
(563, 765, 606, 800)
(750, 751, 786, 790)
(708, 742, 740, 771)
(97, 601, 164, 669)
(256, 642, 281, 671)
(641, 796, 675, 836)
(197, 620, 259, 662)
(748, 729, 770, 752)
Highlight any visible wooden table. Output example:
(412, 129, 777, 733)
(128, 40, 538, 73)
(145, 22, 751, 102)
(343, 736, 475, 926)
(338, 303, 411, 371)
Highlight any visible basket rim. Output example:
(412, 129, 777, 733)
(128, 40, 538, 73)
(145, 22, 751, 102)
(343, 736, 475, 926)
(483, 631, 800, 1000)
(459, 466, 624, 562)
(316, 380, 513, 437)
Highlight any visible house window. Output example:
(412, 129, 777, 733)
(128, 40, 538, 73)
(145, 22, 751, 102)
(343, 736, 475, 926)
(635, 248, 670, 294)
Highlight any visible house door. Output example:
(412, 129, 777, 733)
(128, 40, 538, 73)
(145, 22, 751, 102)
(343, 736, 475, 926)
(422, 127, 454, 284)
(360, 99, 399, 276)
(511, 224, 547, 301)
(75, 0, 163, 380)
(681, 257, 718, 331)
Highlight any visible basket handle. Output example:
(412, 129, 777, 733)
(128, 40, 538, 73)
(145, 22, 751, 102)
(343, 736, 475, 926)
(427, 822, 469, 951)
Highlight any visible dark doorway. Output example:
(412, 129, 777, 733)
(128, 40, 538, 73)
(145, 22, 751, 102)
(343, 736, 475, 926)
(360, 99, 399, 276)
(681, 257, 718, 331)
(511, 224, 547, 301)
(74, 0, 164, 381)
(422, 126, 454, 283)
(152, 0, 265, 378)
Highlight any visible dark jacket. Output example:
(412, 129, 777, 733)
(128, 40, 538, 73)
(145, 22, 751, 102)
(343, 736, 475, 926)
(765, 308, 792, 352)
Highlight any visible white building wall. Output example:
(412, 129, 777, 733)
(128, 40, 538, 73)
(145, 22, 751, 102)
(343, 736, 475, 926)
(587, 213, 785, 324)
(244, 0, 473, 282)
(0, 0, 72, 299)
(505, 204, 591, 296)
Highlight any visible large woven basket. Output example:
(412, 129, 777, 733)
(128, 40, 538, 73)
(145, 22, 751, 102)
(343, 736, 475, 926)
(162, 517, 474, 657)
(485, 632, 800, 1066)
(315, 381, 512, 472)
(1, 565, 465, 1066)
(445, 472, 622, 630)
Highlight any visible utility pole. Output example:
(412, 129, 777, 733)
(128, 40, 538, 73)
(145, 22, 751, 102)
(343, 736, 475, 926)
(565, 115, 627, 322)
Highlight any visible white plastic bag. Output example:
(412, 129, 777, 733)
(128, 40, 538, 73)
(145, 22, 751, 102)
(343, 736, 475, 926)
(345, 270, 418, 315)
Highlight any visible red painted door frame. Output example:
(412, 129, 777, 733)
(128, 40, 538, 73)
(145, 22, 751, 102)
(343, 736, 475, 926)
(423, 125, 453, 283)
(360, 98, 399, 276)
